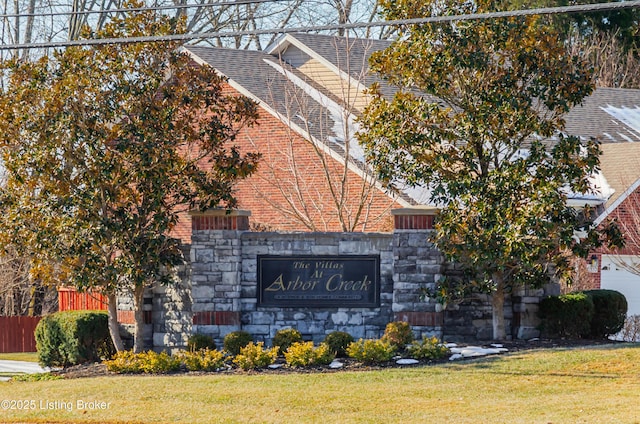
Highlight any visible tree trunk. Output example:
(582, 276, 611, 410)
(107, 292, 124, 352)
(491, 273, 507, 340)
(132, 285, 146, 353)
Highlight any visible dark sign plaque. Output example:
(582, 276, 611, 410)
(257, 255, 380, 308)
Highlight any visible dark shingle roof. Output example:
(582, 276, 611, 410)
(187, 34, 640, 208)
(564, 87, 640, 143)
(186, 45, 341, 144)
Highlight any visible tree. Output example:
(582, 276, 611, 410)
(0, 0, 386, 58)
(0, 2, 260, 351)
(358, 0, 623, 340)
(507, 0, 640, 88)
(247, 36, 396, 232)
(567, 28, 640, 89)
(0, 247, 58, 316)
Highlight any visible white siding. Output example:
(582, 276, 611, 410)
(601, 255, 640, 316)
(280, 46, 370, 113)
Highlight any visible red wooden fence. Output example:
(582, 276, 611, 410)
(0, 316, 41, 353)
(58, 288, 108, 311)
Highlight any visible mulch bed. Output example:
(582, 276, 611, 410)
(53, 338, 625, 379)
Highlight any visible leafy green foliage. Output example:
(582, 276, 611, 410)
(187, 334, 217, 352)
(10, 372, 64, 382)
(538, 293, 595, 338)
(223, 331, 253, 356)
(0, 1, 259, 352)
(233, 342, 279, 371)
(346, 339, 397, 364)
(381, 321, 414, 351)
(407, 336, 451, 361)
(272, 328, 303, 355)
(323, 331, 354, 357)
(583, 289, 628, 339)
(517, 0, 640, 53)
(176, 349, 227, 372)
(284, 342, 335, 367)
(34, 311, 114, 367)
(104, 350, 181, 374)
(358, 0, 624, 339)
(105, 349, 228, 374)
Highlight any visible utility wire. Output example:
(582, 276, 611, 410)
(0, 0, 289, 20)
(1, 0, 639, 50)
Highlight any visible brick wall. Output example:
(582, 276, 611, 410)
(170, 81, 401, 244)
(585, 185, 640, 290)
(231, 106, 401, 232)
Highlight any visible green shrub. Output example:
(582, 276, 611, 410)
(34, 310, 114, 367)
(11, 373, 64, 382)
(233, 342, 279, 371)
(538, 293, 594, 338)
(272, 328, 302, 355)
(323, 331, 354, 357)
(177, 349, 227, 372)
(104, 350, 181, 374)
(223, 331, 253, 356)
(582, 289, 628, 339)
(346, 339, 397, 364)
(284, 342, 335, 367)
(381, 321, 414, 350)
(104, 350, 142, 373)
(187, 334, 216, 352)
(407, 336, 451, 360)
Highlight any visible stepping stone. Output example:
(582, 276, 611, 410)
(396, 358, 419, 365)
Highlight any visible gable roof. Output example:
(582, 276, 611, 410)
(564, 87, 640, 144)
(185, 33, 640, 211)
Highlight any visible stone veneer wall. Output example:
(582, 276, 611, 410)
(237, 232, 396, 343)
(152, 208, 544, 351)
(153, 208, 447, 349)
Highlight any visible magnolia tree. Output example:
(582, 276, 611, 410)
(358, 0, 623, 340)
(0, 3, 260, 351)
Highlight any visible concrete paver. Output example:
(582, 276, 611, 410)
(0, 360, 49, 381)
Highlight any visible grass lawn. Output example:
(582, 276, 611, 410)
(1, 344, 639, 423)
(0, 352, 39, 362)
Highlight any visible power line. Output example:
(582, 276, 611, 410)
(0, 0, 289, 20)
(2, 0, 639, 50)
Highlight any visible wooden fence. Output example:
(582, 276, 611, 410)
(0, 316, 41, 353)
(58, 288, 108, 311)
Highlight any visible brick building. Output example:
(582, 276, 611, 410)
(177, 35, 640, 236)
(587, 144, 640, 316)
(60, 33, 640, 345)
(175, 34, 420, 240)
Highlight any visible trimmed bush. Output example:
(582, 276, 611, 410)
(538, 293, 594, 338)
(583, 289, 628, 339)
(272, 328, 302, 355)
(407, 336, 451, 360)
(381, 321, 414, 350)
(223, 331, 253, 356)
(284, 342, 335, 367)
(35, 310, 114, 367)
(233, 342, 278, 371)
(104, 350, 181, 374)
(177, 349, 227, 372)
(346, 339, 397, 364)
(323, 331, 354, 357)
(187, 334, 216, 352)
